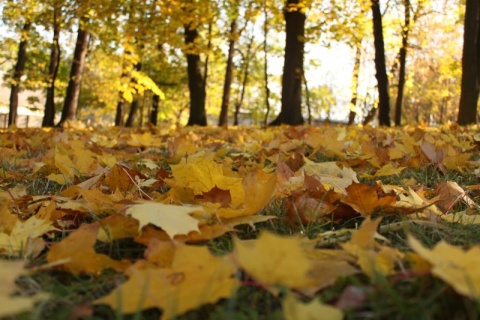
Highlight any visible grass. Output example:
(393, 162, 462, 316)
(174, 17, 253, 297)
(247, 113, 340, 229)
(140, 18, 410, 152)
(1, 126, 480, 319)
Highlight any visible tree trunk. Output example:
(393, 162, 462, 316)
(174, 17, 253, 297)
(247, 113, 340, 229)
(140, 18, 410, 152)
(43, 9, 61, 127)
(348, 45, 362, 125)
(234, 34, 254, 126)
(115, 91, 126, 126)
(150, 93, 160, 125)
(9, 22, 31, 127)
(262, 0, 271, 126)
(57, 23, 89, 127)
(394, 0, 411, 126)
(219, 19, 237, 126)
(125, 62, 142, 127)
(185, 24, 207, 126)
(371, 0, 391, 126)
(458, 0, 480, 125)
(270, 0, 305, 126)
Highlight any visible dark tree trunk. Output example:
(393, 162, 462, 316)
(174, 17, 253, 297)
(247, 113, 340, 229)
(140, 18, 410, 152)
(262, 0, 271, 126)
(394, 0, 411, 126)
(185, 24, 207, 126)
(43, 9, 61, 127)
(234, 34, 254, 126)
(125, 62, 142, 127)
(9, 22, 31, 127)
(57, 23, 89, 127)
(270, 0, 305, 126)
(371, 0, 391, 126)
(219, 19, 237, 126)
(125, 100, 139, 127)
(150, 94, 160, 125)
(115, 92, 126, 126)
(458, 0, 480, 125)
(348, 45, 362, 125)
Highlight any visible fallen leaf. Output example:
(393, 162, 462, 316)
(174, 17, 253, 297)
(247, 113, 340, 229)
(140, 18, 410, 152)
(126, 202, 201, 238)
(283, 294, 343, 320)
(408, 235, 480, 300)
(233, 231, 315, 289)
(47, 222, 130, 275)
(341, 183, 397, 217)
(0, 260, 47, 317)
(96, 245, 239, 319)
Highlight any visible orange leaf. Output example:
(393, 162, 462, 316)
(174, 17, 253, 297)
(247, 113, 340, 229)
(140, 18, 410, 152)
(47, 223, 130, 275)
(341, 183, 397, 217)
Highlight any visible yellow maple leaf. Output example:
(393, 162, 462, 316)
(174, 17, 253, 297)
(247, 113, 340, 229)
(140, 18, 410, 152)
(233, 231, 315, 289)
(408, 236, 480, 300)
(342, 217, 403, 279)
(96, 245, 239, 320)
(0, 216, 54, 256)
(283, 294, 343, 320)
(126, 202, 201, 238)
(47, 223, 130, 275)
(169, 157, 245, 207)
(0, 260, 47, 317)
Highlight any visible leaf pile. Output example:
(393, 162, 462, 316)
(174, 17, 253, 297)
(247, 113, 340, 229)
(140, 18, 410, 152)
(1, 124, 480, 318)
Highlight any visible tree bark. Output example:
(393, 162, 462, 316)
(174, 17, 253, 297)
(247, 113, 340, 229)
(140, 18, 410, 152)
(115, 91, 126, 126)
(262, 0, 271, 126)
(458, 0, 480, 125)
(57, 23, 89, 127)
(150, 93, 160, 125)
(185, 24, 207, 126)
(9, 22, 31, 127)
(270, 0, 305, 126)
(394, 0, 411, 126)
(125, 62, 142, 127)
(371, 0, 391, 126)
(43, 8, 61, 127)
(348, 45, 362, 125)
(219, 19, 237, 126)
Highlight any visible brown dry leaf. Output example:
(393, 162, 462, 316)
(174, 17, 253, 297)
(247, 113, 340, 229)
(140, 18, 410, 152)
(202, 185, 232, 206)
(47, 222, 131, 275)
(126, 202, 201, 238)
(341, 183, 397, 217)
(103, 163, 137, 193)
(408, 235, 480, 300)
(95, 245, 239, 320)
(283, 294, 343, 320)
(435, 181, 480, 213)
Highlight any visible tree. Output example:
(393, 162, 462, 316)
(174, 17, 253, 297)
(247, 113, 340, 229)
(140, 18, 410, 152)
(57, 19, 89, 127)
(371, 0, 390, 126)
(42, 1, 62, 127)
(270, 0, 305, 126)
(184, 23, 207, 126)
(218, 18, 238, 126)
(393, 0, 411, 126)
(457, 0, 480, 125)
(8, 22, 31, 127)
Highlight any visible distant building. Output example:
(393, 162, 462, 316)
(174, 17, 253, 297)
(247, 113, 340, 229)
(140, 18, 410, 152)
(0, 75, 45, 128)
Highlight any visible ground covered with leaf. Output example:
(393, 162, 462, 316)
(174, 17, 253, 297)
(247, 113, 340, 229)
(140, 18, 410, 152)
(1, 124, 480, 319)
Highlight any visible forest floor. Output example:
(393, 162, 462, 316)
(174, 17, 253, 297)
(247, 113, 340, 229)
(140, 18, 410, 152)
(1, 124, 480, 320)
